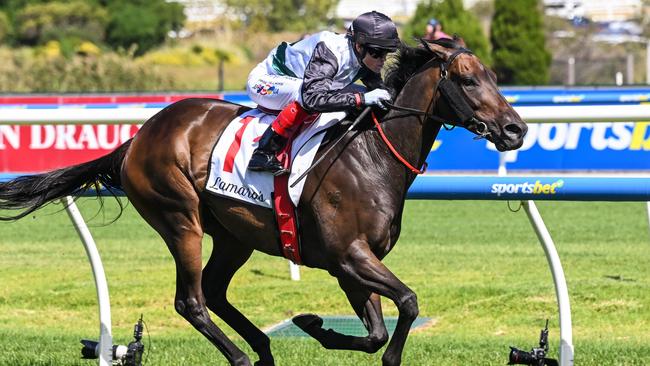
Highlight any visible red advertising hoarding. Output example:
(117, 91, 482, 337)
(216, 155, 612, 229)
(0, 124, 141, 173)
(0, 93, 222, 173)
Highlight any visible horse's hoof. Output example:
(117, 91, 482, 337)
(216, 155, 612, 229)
(292, 313, 323, 332)
(254, 361, 275, 366)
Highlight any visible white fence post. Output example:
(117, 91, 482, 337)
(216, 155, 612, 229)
(523, 200, 574, 366)
(62, 196, 113, 366)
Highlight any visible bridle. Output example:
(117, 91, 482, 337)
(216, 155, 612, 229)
(384, 44, 491, 140)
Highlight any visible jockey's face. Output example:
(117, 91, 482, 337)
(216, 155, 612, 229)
(355, 43, 386, 74)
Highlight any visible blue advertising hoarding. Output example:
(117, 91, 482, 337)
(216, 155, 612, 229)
(424, 121, 650, 171)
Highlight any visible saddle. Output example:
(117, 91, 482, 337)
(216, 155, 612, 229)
(206, 108, 348, 264)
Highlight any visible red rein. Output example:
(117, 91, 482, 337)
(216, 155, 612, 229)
(371, 112, 427, 174)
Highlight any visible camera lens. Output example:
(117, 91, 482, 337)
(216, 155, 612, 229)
(509, 347, 538, 365)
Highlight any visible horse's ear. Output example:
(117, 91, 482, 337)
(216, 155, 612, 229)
(419, 38, 447, 60)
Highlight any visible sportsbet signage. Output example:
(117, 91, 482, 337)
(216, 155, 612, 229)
(426, 122, 650, 171)
(491, 179, 564, 197)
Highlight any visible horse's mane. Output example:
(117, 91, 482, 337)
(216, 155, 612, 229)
(384, 38, 461, 96)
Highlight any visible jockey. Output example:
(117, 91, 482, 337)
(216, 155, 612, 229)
(246, 11, 400, 175)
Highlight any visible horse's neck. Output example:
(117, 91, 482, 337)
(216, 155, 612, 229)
(378, 76, 441, 176)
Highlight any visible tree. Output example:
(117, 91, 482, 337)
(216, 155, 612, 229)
(490, 0, 550, 85)
(403, 0, 491, 64)
(224, 0, 338, 33)
(0, 11, 11, 43)
(105, 0, 185, 56)
(13, 1, 108, 46)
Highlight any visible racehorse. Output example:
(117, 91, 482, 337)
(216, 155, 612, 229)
(0, 39, 526, 366)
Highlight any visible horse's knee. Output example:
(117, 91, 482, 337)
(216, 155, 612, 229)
(398, 292, 419, 321)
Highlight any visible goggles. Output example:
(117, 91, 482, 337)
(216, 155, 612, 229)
(366, 47, 390, 59)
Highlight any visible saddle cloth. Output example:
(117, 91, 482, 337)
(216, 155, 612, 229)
(206, 109, 346, 208)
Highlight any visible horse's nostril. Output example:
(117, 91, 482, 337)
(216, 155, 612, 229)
(504, 123, 524, 137)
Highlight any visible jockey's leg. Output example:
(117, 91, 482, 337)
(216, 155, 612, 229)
(247, 101, 310, 175)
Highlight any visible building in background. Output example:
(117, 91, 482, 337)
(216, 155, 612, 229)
(543, 0, 642, 22)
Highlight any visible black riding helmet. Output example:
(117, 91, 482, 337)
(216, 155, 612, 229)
(347, 11, 400, 51)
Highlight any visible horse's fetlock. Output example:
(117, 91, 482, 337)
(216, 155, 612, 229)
(174, 299, 186, 315)
(381, 352, 401, 366)
(233, 354, 253, 366)
(366, 332, 389, 353)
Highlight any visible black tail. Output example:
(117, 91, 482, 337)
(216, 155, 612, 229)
(0, 139, 132, 221)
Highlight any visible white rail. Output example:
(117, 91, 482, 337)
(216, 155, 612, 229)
(1, 104, 650, 124)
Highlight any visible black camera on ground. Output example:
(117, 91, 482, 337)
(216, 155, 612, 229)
(81, 315, 145, 366)
(508, 320, 558, 366)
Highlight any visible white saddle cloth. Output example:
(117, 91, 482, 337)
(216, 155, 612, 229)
(206, 109, 346, 208)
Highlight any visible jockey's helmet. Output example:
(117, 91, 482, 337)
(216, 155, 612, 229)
(348, 11, 400, 51)
(428, 18, 440, 27)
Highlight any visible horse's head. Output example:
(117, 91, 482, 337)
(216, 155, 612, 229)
(386, 40, 527, 151)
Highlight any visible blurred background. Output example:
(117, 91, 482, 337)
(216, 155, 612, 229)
(0, 0, 649, 92)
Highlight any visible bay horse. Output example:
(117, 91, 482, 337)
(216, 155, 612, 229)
(0, 39, 526, 366)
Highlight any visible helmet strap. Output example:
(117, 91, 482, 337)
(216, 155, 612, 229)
(350, 39, 367, 65)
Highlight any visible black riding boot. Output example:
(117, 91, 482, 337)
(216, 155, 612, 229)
(247, 126, 288, 175)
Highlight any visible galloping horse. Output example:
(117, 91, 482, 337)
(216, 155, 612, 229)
(0, 39, 526, 366)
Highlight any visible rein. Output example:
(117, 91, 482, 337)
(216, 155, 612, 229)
(371, 111, 426, 174)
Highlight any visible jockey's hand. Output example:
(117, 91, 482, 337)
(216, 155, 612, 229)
(363, 89, 392, 109)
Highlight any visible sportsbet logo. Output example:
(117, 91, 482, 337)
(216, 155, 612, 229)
(491, 179, 564, 197)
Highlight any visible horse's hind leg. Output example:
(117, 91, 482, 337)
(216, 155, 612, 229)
(293, 278, 388, 353)
(202, 230, 274, 366)
(123, 176, 251, 366)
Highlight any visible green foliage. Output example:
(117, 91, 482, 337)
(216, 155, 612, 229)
(105, 0, 185, 56)
(224, 0, 338, 32)
(0, 47, 179, 92)
(13, 1, 108, 46)
(490, 0, 551, 85)
(403, 0, 491, 64)
(0, 0, 183, 56)
(0, 11, 11, 43)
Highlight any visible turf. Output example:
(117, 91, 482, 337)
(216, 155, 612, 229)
(0, 198, 649, 365)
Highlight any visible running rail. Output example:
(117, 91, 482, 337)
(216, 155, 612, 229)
(3, 103, 650, 123)
(407, 174, 650, 366)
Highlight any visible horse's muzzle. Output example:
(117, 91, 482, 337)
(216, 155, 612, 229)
(490, 114, 528, 151)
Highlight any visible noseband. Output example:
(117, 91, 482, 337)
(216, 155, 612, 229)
(385, 47, 490, 139)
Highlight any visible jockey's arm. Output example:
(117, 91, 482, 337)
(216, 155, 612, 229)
(301, 42, 362, 113)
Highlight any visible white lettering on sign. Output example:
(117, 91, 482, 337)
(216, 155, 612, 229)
(97, 125, 120, 149)
(608, 123, 632, 150)
(564, 123, 592, 150)
(538, 124, 568, 151)
(30, 125, 56, 149)
(487, 122, 642, 152)
(0, 125, 20, 149)
(28, 124, 141, 150)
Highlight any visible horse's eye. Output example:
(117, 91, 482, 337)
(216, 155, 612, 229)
(461, 77, 477, 87)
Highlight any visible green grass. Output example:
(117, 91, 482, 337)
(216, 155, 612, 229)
(1, 199, 649, 365)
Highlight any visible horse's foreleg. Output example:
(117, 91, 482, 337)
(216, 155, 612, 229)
(337, 240, 418, 366)
(202, 234, 274, 366)
(293, 279, 388, 353)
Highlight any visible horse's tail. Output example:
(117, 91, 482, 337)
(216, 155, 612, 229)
(0, 139, 132, 221)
